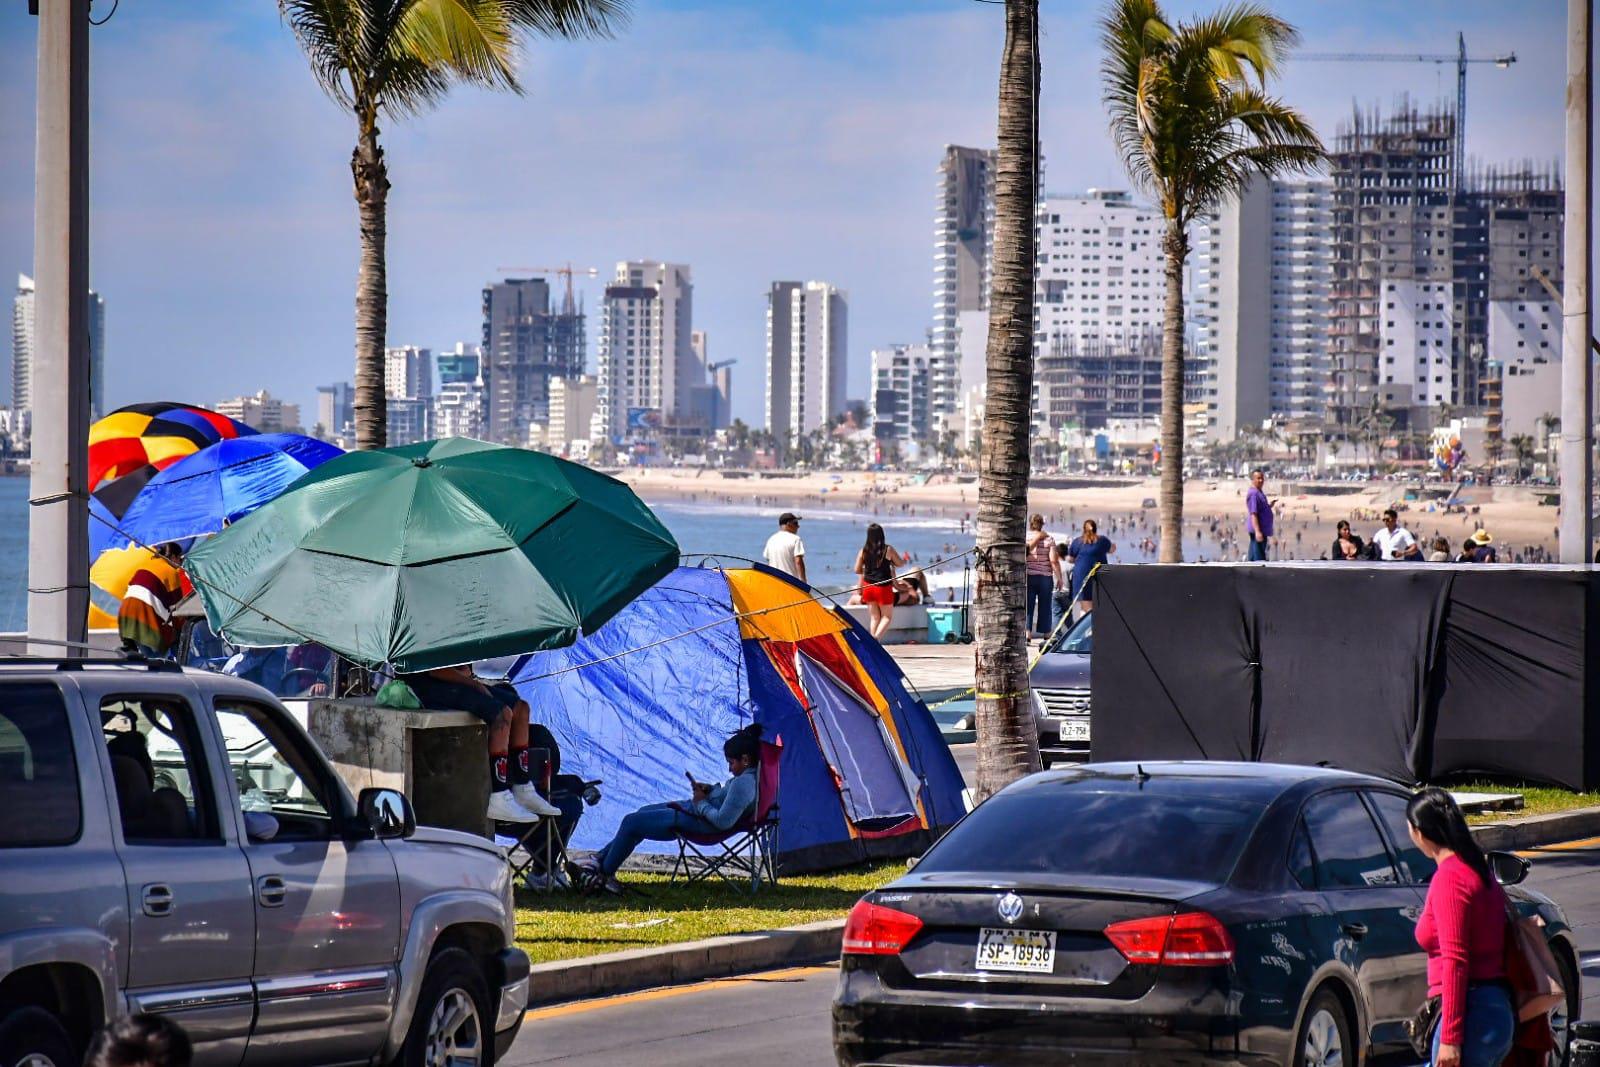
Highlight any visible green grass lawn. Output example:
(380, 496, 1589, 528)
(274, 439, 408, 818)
(1453, 781, 1600, 824)
(514, 860, 906, 965)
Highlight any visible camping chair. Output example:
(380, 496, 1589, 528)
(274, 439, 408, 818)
(670, 736, 782, 893)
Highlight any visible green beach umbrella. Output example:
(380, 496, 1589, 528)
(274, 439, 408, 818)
(186, 438, 678, 672)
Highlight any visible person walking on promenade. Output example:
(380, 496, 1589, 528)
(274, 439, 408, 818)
(763, 512, 807, 584)
(1467, 530, 1498, 563)
(854, 523, 904, 639)
(1406, 787, 1514, 1067)
(1428, 537, 1453, 563)
(1245, 469, 1274, 561)
(1064, 519, 1114, 617)
(1025, 514, 1062, 640)
(1373, 509, 1422, 561)
(1331, 520, 1367, 561)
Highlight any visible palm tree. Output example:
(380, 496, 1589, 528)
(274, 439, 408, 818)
(974, 0, 1043, 800)
(279, 0, 628, 450)
(1509, 434, 1536, 479)
(1100, 0, 1322, 560)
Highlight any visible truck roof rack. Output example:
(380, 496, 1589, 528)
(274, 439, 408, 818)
(0, 656, 183, 673)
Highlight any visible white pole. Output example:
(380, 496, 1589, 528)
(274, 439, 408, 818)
(1559, 0, 1593, 563)
(27, 0, 91, 650)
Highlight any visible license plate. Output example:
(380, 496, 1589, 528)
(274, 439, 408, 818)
(1059, 719, 1090, 741)
(976, 927, 1056, 973)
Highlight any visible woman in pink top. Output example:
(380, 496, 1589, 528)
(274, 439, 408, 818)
(1024, 514, 1062, 639)
(1407, 787, 1514, 1067)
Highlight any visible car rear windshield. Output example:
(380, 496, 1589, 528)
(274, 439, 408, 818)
(916, 785, 1265, 884)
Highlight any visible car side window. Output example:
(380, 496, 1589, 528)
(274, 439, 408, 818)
(1301, 792, 1399, 889)
(0, 682, 81, 847)
(213, 699, 337, 841)
(1366, 790, 1436, 885)
(1287, 818, 1317, 890)
(102, 695, 220, 843)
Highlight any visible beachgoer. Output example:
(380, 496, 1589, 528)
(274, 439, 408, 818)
(118, 542, 185, 658)
(1372, 509, 1421, 561)
(896, 568, 931, 607)
(1407, 787, 1514, 1067)
(762, 513, 807, 584)
(570, 724, 763, 895)
(520, 721, 597, 890)
(1467, 529, 1498, 563)
(1427, 537, 1453, 564)
(1064, 519, 1114, 616)
(1024, 514, 1062, 638)
(1331, 520, 1366, 561)
(86, 1014, 192, 1067)
(854, 523, 904, 639)
(403, 666, 562, 825)
(1245, 469, 1274, 562)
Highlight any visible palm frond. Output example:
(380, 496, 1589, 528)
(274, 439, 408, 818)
(506, 0, 630, 39)
(394, 0, 519, 94)
(279, 0, 363, 106)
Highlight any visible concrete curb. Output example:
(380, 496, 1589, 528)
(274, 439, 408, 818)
(528, 918, 846, 1007)
(1472, 804, 1600, 853)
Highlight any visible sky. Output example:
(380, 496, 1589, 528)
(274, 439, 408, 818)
(0, 0, 1576, 428)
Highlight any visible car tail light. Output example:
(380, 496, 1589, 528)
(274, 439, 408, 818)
(842, 899, 924, 956)
(1104, 911, 1234, 967)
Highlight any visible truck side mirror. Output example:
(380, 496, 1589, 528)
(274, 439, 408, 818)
(359, 787, 415, 840)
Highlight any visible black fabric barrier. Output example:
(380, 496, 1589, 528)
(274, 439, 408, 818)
(1090, 564, 1600, 791)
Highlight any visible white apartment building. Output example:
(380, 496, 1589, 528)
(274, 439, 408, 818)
(765, 281, 848, 440)
(13, 273, 106, 431)
(544, 374, 597, 456)
(1189, 177, 1334, 439)
(591, 261, 697, 442)
(930, 145, 995, 429)
(1490, 298, 1561, 438)
(215, 390, 300, 434)
(385, 345, 433, 399)
(1379, 279, 1454, 409)
(434, 379, 486, 440)
(869, 343, 931, 456)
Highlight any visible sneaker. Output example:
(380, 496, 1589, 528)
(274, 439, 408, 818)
(487, 791, 542, 824)
(524, 872, 557, 891)
(512, 784, 562, 817)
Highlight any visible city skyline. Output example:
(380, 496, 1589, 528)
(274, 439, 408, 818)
(0, 1, 1572, 429)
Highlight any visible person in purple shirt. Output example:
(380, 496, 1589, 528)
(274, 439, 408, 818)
(1245, 469, 1274, 561)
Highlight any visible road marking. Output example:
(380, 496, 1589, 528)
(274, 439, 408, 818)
(523, 964, 835, 1021)
(1517, 835, 1600, 857)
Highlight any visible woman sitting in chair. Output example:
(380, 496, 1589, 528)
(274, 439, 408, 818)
(569, 724, 763, 895)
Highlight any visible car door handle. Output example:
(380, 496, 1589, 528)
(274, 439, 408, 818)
(257, 875, 287, 908)
(142, 884, 173, 918)
(1341, 922, 1368, 940)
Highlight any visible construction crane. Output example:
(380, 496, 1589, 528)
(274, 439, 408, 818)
(1299, 33, 1517, 189)
(493, 263, 600, 314)
(705, 359, 737, 429)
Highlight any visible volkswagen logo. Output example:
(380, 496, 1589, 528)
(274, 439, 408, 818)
(997, 892, 1024, 924)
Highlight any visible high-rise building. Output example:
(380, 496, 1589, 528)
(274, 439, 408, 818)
(386, 396, 432, 447)
(316, 382, 354, 443)
(931, 146, 995, 428)
(870, 343, 932, 458)
(436, 342, 482, 386)
(216, 390, 301, 434)
(591, 261, 698, 443)
(433, 380, 486, 441)
(711, 361, 734, 432)
(544, 374, 598, 456)
(12, 274, 106, 430)
(765, 281, 848, 441)
(1189, 177, 1334, 440)
(385, 345, 433, 400)
(481, 278, 586, 446)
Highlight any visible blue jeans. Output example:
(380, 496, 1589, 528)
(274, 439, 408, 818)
(1432, 983, 1515, 1067)
(1247, 537, 1269, 561)
(1026, 574, 1055, 635)
(595, 803, 713, 876)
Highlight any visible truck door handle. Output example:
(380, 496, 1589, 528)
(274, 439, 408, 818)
(1341, 922, 1368, 940)
(257, 875, 287, 908)
(142, 884, 173, 918)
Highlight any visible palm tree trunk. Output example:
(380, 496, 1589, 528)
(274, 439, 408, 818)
(1157, 222, 1188, 563)
(352, 123, 389, 450)
(973, 0, 1042, 802)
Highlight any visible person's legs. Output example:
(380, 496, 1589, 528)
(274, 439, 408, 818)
(867, 602, 884, 637)
(1453, 984, 1515, 1067)
(1247, 538, 1268, 562)
(594, 805, 687, 877)
(1026, 574, 1051, 635)
(878, 602, 895, 638)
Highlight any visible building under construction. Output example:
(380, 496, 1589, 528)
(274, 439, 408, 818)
(1327, 102, 1562, 433)
(481, 277, 587, 447)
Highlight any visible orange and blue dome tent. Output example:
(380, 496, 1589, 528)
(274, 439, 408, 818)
(508, 563, 966, 872)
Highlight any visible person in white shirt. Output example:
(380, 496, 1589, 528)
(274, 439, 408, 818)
(1371, 508, 1421, 561)
(762, 513, 807, 583)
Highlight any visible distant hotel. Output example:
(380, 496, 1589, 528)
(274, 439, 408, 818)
(215, 389, 301, 435)
(765, 280, 848, 443)
(12, 273, 105, 444)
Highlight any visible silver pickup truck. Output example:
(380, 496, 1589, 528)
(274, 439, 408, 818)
(0, 658, 529, 1067)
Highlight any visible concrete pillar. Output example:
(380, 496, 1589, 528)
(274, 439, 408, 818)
(1559, 0, 1593, 563)
(28, 0, 92, 649)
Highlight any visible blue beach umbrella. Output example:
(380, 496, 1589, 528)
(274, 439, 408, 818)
(115, 433, 344, 549)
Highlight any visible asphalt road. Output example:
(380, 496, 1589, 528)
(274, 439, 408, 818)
(505, 837, 1600, 1067)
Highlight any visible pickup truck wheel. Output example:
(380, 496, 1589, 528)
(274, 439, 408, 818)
(402, 947, 494, 1067)
(0, 1007, 76, 1067)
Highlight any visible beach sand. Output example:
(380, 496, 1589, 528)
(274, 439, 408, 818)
(619, 468, 1563, 564)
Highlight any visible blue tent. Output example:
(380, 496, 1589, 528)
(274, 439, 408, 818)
(508, 564, 967, 871)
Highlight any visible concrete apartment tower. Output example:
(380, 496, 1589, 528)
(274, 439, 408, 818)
(765, 281, 848, 441)
(870, 343, 932, 459)
(13, 274, 104, 432)
(931, 146, 995, 429)
(481, 278, 586, 446)
(591, 261, 696, 442)
(385, 345, 433, 400)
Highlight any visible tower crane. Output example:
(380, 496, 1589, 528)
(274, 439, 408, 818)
(1298, 32, 1517, 190)
(494, 263, 600, 314)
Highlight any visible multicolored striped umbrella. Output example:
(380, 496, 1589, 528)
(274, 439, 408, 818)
(89, 402, 258, 489)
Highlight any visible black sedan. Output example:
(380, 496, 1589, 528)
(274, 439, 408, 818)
(832, 762, 1581, 1067)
